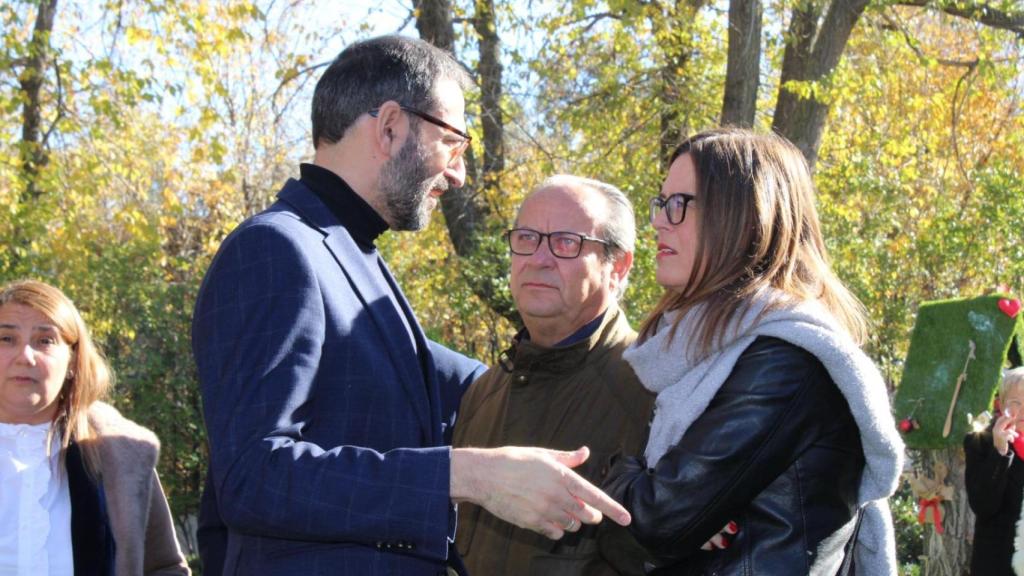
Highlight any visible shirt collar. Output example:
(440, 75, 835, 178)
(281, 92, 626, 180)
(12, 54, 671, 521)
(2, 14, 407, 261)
(518, 309, 609, 348)
(554, 310, 608, 347)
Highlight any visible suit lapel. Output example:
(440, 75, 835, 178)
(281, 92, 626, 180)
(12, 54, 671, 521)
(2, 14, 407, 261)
(278, 181, 434, 442)
(378, 257, 443, 445)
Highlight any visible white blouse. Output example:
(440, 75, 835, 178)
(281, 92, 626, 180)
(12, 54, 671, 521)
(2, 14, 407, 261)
(0, 422, 74, 575)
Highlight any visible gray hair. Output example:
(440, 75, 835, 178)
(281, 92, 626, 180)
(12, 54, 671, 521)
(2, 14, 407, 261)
(311, 35, 471, 148)
(1002, 367, 1024, 398)
(518, 174, 636, 299)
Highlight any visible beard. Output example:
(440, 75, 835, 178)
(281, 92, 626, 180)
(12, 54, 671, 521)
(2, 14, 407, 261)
(378, 132, 449, 231)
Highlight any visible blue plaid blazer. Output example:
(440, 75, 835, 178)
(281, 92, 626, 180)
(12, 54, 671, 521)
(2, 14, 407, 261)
(193, 179, 485, 575)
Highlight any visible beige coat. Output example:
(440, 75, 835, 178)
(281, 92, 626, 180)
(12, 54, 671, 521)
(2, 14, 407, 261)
(453, 306, 654, 576)
(83, 402, 190, 576)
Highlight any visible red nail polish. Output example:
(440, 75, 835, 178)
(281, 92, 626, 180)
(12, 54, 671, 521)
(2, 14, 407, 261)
(721, 536, 730, 548)
(727, 521, 738, 533)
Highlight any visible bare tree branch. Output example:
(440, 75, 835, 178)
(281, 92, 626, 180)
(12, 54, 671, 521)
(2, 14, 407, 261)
(950, 60, 979, 195)
(882, 10, 979, 67)
(270, 60, 330, 124)
(40, 55, 67, 148)
(896, 0, 1024, 37)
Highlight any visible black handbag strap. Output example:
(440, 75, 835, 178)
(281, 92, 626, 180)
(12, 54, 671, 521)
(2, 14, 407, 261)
(837, 507, 865, 576)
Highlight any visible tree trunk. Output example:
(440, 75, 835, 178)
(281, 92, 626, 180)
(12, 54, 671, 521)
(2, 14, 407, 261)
(770, 0, 1022, 169)
(414, 0, 519, 323)
(414, 0, 486, 257)
(414, 0, 484, 258)
(922, 447, 973, 576)
(474, 0, 504, 182)
(654, 0, 709, 169)
(771, 0, 868, 168)
(721, 0, 762, 128)
(771, 0, 818, 138)
(658, 63, 685, 170)
(19, 0, 59, 201)
(414, 0, 455, 48)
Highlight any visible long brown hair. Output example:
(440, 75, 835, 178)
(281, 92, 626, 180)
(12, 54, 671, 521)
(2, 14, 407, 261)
(0, 280, 112, 472)
(640, 128, 868, 353)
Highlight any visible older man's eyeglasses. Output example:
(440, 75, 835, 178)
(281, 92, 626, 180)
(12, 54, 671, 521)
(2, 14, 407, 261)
(369, 105, 472, 162)
(506, 228, 610, 259)
(649, 193, 696, 225)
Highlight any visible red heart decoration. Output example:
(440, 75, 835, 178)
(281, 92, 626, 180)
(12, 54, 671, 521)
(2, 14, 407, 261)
(999, 298, 1022, 319)
(1013, 435, 1024, 460)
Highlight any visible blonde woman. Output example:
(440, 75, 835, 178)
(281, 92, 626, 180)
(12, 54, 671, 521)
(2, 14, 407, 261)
(0, 280, 188, 575)
(604, 128, 904, 575)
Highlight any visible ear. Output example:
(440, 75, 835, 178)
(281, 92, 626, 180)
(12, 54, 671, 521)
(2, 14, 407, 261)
(66, 352, 77, 381)
(371, 100, 406, 159)
(609, 250, 634, 286)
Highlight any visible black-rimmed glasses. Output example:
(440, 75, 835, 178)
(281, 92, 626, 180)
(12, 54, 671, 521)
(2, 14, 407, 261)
(506, 228, 610, 259)
(649, 193, 696, 225)
(369, 105, 472, 161)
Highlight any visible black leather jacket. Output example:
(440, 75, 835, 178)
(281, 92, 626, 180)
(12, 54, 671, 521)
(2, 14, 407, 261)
(604, 337, 865, 575)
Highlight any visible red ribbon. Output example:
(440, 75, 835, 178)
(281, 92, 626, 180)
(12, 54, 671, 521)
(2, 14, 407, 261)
(918, 497, 944, 534)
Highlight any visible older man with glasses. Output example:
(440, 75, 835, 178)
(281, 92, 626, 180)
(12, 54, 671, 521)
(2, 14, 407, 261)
(452, 175, 655, 576)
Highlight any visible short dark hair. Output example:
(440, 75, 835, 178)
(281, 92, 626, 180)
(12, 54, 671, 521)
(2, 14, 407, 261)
(311, 35, 471, 148)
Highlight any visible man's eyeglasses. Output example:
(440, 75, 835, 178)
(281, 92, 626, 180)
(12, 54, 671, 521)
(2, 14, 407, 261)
(649, 193, 696, 225)
(369, 105, 472, 162)
(506, 228, 611, 259)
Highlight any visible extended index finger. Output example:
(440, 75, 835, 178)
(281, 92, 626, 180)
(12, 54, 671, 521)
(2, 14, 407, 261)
(566, 474, 631, 526)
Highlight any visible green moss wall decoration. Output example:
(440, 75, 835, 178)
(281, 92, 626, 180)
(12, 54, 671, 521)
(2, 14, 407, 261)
(894, 295, 1023, 449)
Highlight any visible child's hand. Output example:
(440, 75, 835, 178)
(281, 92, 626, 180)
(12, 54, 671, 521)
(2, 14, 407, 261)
(993, 408, 1019, 456)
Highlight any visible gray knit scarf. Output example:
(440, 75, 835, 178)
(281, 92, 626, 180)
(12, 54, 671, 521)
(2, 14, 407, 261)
(623, 289, 904, 576)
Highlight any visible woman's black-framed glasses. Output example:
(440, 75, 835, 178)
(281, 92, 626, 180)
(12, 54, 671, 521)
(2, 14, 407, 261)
(506, 228, 610, 259)
(649, 193, 696, 225)
(368, 105, 472, 161)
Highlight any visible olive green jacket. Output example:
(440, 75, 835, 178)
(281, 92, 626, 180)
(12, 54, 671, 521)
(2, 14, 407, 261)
(453, 306, 654, 576)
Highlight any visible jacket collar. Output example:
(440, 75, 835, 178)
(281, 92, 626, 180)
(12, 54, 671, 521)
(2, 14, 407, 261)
(500, 305, 628, 374)
(276, 180, 437, 443)
(84, 401, 160, 475)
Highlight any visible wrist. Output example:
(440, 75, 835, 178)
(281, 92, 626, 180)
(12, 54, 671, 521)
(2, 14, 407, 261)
(451, 447, 487, 504)
(995, 440, 1009, 456)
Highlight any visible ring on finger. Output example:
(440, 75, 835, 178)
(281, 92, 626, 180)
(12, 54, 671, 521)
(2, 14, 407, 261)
(564, 517, 578, 531)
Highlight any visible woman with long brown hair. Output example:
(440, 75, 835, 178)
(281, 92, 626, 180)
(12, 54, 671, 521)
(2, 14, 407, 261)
(604, 128, 903, 575)
(0, 279, 188, 575)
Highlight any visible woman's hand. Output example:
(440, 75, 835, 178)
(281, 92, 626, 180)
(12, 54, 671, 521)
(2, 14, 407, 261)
(700, 521, 739, 550)
(992, 408, 1019, 456)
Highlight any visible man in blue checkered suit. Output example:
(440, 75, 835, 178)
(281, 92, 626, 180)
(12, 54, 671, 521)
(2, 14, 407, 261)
(192, 35, 631, 576)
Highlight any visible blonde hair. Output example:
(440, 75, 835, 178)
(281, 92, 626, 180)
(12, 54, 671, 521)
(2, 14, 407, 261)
(1001, 367, 1024, 398)
(0, 280, 112, 472)
(640, 128, 868, 353)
